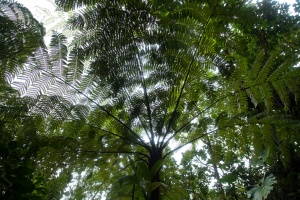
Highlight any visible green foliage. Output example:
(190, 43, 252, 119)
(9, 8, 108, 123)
(111, 159, 166, 200)
(220, 172, 238, 184)
(1, 0, 300, 199)
(247, 174, 277, 200)
(0, 88, 46, 199)
(0, 0, 45, 81)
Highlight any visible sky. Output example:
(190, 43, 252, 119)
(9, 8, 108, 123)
(16, 0, 297, 18)
(17, 0, 56, 14)
(16, 0, 297, 30)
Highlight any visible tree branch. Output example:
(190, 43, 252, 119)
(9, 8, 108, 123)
(122, 88, 152, 147)
(156, 90, 173, 148)
(131, 32, 156, 149)
(97, 127, 151, 151)
(72, 149, 150, 158)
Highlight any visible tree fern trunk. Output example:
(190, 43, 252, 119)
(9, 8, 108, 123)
(149, 148, 162, 200)
(150, 172, 160, 200)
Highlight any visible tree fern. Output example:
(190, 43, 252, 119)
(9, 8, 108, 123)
(2, 0, 300, 199)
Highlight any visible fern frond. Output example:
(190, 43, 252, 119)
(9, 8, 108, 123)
(272, 81, 290, 111)
(262, 124, 277, 163)
(65, 47, 85, 84)
(0, 1, 45, 82)
(235, 90, 248, 112)
(248, 50, 265, 81)
(268, 59, 291, 82)
(251, 124, 263, 157)
(254, 51, 278, 85)
(277, 127, 291, 168)
(259, 83, 274, 112)
(49, 32, 68, 78)
(55, 0, 107, 11)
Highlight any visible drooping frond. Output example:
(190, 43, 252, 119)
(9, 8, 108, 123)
(3, 31, 89, 132)
(0, 0, 45, 80)
(214, 46, 300, 168)
(229, 48, 300, 113)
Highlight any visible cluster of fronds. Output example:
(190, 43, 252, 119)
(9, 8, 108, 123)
(0, 0, 44, 80)
(1, 1, 91, 132)
(214, 48, 300, 168)
(2, 0, 300, 199)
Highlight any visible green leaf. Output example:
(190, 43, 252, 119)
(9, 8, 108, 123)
(136, 161, 150, 181)
(118, 175, 138, 186)
(145, 182, 161, 192)
(220, 172, 238, 183)
(247, 174, 277, 200)
(150, 159, 164, 179)
(129, 157, 137, 173)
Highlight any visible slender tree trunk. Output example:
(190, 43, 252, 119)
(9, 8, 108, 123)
(206, 137, 225, 200)
(148, 147, 162, 200)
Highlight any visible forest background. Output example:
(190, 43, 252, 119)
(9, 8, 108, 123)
(1, 0, 300, 199)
